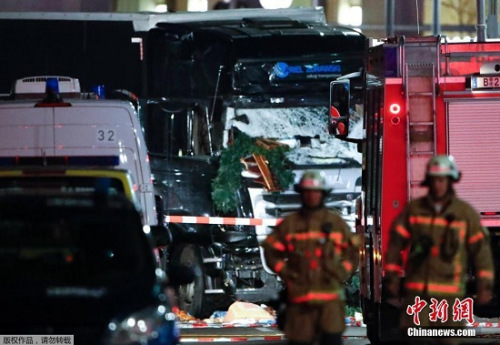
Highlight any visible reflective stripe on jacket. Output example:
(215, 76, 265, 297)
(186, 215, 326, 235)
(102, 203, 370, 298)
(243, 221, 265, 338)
(384, 194, 494, 298)
(262, 207, 359, 304)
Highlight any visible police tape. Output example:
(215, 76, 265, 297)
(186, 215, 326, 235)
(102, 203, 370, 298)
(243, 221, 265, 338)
(165, 215, 283, 227)
(178, 322, 364, 343)
(179, 323, 286, 343)
(179, 319, 365, 329)
(180, 335, 363, 343)
(468, 322, 500, 328)
(180, 335, 286, 343)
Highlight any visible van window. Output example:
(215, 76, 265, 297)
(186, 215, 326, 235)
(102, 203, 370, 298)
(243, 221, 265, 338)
(0, 206, 150, 285)
(0, 177, 125, 196)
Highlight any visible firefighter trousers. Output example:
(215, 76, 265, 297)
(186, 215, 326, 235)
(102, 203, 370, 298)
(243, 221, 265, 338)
(288, 332, 342, 345)
(284, 300, 345, 343)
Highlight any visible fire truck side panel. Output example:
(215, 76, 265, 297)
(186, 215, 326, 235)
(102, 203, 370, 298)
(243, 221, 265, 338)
(441, 42, 500, 76)
(433, 77, 464, 154)
(447, 100, 500, 214)
(381, 81, 408, 270)
(362, 38, 500, 344)
(435, 84, 448, 154)
(360, 85, 383, 305)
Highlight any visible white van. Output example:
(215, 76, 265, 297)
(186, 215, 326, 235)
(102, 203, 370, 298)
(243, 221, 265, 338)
(0, 76, 157, 226)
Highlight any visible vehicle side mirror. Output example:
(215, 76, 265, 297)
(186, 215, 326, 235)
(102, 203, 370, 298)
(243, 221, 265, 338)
(155, 194, 165, 225)
(150, 225, 172, 247)
(328, 80, 350, 138)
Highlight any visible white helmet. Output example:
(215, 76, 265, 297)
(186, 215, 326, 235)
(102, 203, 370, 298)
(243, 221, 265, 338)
(425, 155, 461, 182)
(294, 170, 332, 193)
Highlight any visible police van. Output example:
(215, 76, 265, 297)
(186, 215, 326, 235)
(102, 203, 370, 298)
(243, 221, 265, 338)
(0, 76, 157, 226)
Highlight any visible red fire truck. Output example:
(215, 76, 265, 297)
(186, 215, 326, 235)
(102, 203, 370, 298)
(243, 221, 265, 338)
(331, 36, 500, 343)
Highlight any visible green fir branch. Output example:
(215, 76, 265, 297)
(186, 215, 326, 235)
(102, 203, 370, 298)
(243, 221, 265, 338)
(211, 133, 294, 213)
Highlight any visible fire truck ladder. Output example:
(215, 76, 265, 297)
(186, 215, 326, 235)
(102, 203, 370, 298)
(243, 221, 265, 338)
(403, 38, 440, 200)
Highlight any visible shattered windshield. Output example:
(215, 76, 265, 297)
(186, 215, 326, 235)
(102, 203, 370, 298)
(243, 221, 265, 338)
(226, 106, 362, 165)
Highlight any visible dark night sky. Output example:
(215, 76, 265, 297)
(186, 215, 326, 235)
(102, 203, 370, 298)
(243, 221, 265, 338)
(0, 19, 144, 96)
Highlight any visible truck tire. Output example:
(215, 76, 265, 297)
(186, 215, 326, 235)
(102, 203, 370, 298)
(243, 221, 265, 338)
(171, 243, 231, 318)
(171, 244, 207, 317)
(171, 243, 232, 319)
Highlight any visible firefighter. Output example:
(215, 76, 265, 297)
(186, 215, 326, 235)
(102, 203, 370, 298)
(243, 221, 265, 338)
(262, 170, 360, 345)
(384, 155, 495, 344)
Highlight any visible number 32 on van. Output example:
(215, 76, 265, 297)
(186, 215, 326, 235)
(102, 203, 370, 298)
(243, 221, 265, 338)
(97, 129, 116, 142)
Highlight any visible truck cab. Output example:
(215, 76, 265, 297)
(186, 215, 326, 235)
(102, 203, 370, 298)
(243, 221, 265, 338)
(141, 8, 366, 317)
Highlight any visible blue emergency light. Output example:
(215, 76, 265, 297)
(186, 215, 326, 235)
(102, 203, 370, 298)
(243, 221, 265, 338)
(45, 77, 60, 95)
(35, 77, 71, 107)
(92, 85, 106, 99)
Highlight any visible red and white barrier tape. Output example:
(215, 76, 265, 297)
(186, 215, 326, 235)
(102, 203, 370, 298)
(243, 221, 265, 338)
(180, 335, 365, 342)
(165, 215, 500, 227)
(180, 335, 285, 342)
(180, 323, 285, 342)
(179, 319, 500, 329)
(180, 322, 275, 329)
(468, 322, 500, 328)
(180, 319, 365, 329)
(165, 215, 282, 227)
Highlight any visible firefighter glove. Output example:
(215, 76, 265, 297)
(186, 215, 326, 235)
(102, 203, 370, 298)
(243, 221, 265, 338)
(280, 264, 299, 281)
(476, 289, 493, 306)
(409, 234, 433, 265)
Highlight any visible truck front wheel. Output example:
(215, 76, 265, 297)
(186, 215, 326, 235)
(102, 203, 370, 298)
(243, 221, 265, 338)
(171, 243, 233, 318)
(171, 244, 207, 318)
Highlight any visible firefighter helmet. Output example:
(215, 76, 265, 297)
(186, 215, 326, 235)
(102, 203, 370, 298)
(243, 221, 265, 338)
(425, 155, 461, 182)
(294, 170, 332, 193)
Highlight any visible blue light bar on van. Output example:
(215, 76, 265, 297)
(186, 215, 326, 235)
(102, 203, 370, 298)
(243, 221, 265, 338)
(34, 77, 72, 107)
(0, 156, 120, 167)
(92, 84, 106, 99)
(46, 77, 60, 94)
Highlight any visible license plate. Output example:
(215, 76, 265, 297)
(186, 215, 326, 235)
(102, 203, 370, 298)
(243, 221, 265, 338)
(472, 76, 500, 89)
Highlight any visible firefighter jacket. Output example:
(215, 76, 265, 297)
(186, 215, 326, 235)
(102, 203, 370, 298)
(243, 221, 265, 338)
(263, 206, 360, 304)
(384, 193, 494, 299)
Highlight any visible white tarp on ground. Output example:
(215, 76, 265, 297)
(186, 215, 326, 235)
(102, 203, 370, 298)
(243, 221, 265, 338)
(222, 301, 275, 324)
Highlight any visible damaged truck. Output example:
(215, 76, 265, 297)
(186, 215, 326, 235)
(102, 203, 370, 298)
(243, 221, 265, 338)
(140, 8, 366, 317)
